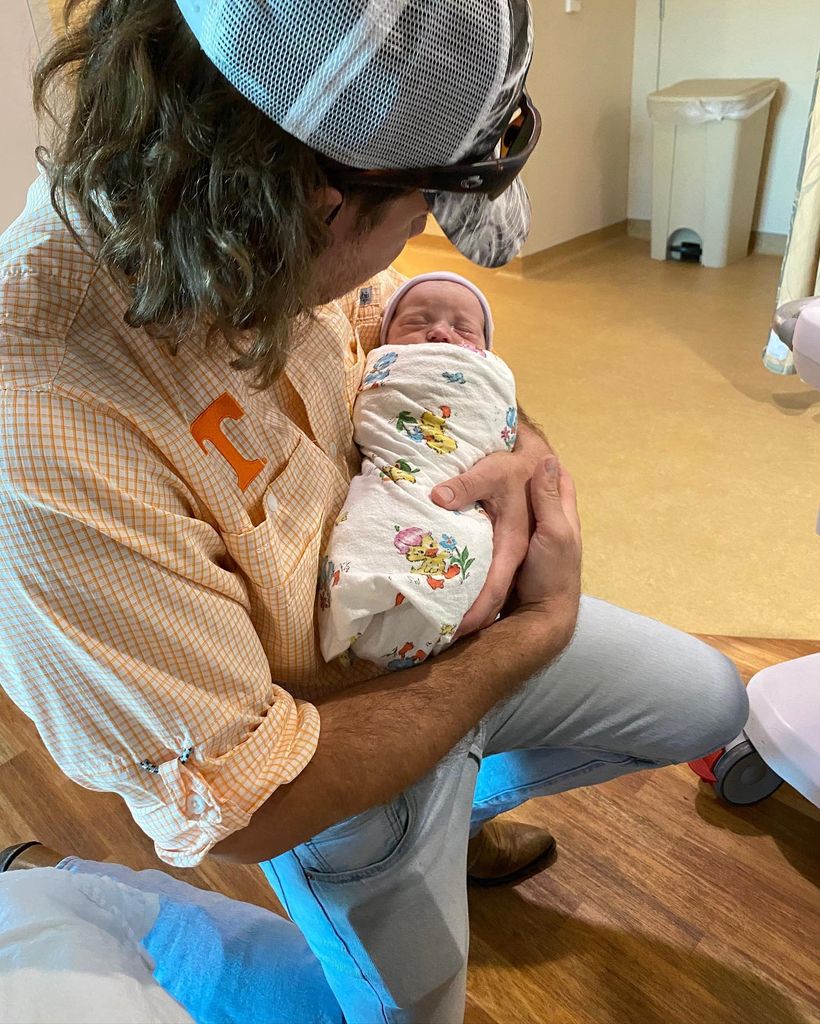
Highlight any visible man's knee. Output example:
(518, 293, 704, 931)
(673, 644, 749, 762)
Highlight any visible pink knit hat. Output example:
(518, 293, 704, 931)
(379, 272, 495, 349)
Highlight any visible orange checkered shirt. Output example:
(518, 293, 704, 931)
(0, 176, 405, 866)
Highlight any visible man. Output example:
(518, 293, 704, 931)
(0, 1, 748, 1021)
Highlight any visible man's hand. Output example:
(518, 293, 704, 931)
(431, 418, 560, 637)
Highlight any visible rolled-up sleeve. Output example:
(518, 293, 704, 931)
(0, 388, 320, 867)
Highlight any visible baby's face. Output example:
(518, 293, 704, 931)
(385, 281, 487, 351)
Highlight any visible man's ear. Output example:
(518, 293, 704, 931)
(312, 187, 344, 225)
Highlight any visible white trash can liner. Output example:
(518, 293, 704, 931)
(648, 78, 779, 125)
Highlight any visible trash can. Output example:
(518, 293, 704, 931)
(648, 78, 779, 268)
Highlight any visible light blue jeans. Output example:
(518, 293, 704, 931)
(260, 596, 749, 1024)
(59, 855, 344, 1024)
(62, 597, 747, 1024)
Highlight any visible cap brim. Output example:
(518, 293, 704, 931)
(428, 176, 531, 269)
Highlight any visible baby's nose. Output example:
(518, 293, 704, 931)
(427, 322, 454, 344)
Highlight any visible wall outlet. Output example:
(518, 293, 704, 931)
(565, 0, 582, 11)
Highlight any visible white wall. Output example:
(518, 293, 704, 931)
(521, 0, 637, 255)
(628, 0, 820, 236)
(1, 0, 42, 233)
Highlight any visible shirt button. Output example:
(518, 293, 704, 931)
(266, 494, 279, 515)
(186, 794, 207, 817)
(328, 442, 338, 458)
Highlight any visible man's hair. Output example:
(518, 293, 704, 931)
(34, 0, 405, 389)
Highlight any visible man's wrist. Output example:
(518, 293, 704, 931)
(515, 415, 553, 469)
(515, 590, 579, 638)
(512, 421, 551, 482)
(516, 408, 550, 448)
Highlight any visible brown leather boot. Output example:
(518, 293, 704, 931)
(467, 819, 557, 887)
(0, 841, 64, 871)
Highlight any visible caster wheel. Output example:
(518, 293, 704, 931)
(712, 740, 783, 805)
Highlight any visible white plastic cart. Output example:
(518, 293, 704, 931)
(688, 299, 820, 808)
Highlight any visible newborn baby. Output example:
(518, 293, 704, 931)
(318, 271, 518, 671)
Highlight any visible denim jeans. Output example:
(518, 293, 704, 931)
(260, 596, 748, 1024)
(59, 856, 343, 1024)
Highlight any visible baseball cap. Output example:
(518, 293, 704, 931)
(174, 0, 535, 268)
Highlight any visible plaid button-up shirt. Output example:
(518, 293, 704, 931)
(0, 175, 404, 866)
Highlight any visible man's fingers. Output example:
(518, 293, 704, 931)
(455, 570, 511, 638)
(430, 453, 511, 511)
(544, 456, 560, 494)
(530, 458, 581, 540)
(455, 509, 529, 638)
(529, 457, 560, 516)
(559, 463, 581, 534)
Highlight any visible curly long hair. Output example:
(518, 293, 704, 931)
(33, 0, 401, 389)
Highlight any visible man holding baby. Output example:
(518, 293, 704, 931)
(0, 1, 747, 1020)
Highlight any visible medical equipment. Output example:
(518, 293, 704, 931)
(688, 298, 820, 807)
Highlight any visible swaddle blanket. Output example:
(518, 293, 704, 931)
(319, 342, 517, 670)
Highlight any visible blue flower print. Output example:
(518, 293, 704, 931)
(443, 371, 466, 385)
(388, 655, 420, 671)
(439, 534, 457, 552)
(363, 351, 398, 388)
(384, 641, 428, 672)
(501, 406, 518, 450)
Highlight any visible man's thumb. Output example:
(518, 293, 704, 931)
(531, 457, 561, 518)
(431, 474, 474, 510)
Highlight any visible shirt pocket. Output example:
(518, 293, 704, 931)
(221, 433, 337, 590)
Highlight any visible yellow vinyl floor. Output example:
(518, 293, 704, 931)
(395, 233, 820, 639)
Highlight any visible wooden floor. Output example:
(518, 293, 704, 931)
(1, 636, 818, 1024)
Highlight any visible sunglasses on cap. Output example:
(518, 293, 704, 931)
(322, 89, 541, 207)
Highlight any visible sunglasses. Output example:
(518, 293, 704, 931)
(323, 89, 541, 209)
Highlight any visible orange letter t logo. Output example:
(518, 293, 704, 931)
(190, 393, 267, 492)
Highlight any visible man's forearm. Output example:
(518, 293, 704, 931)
(211, 605, 574, 864)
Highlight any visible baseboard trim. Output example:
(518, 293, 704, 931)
(627, 218, 652, 241)
(750, 231, 789, 257)
(627, 218, 787, 257)
(407, 220, 630, 273)
(409, 218, 786, 270)
(510, 221, 628, 275)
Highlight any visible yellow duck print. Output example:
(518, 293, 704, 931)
(419, 409, 457, 456)
(405, 532, 461, 590)
(396, 406, 458, 457)
(394, 526, 471, 591)
(381, 459, 419, 484)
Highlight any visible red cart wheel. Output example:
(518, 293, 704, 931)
(689, 742, 783, 805)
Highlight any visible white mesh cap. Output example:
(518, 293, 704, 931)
(175, 0, 534, 268)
